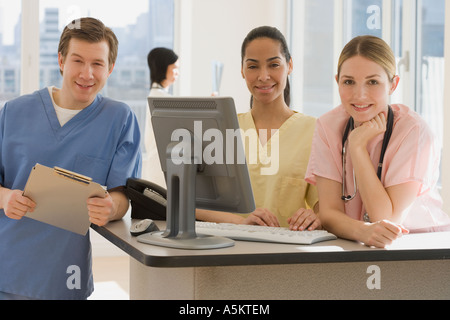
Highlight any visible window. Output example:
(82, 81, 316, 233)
(415, 0, 445, 145)
(289, 0, 335, 118)
(0, 1, 21, 108)
(343, 0, 383, 40)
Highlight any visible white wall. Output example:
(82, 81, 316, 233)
(174, 0, 289, 114)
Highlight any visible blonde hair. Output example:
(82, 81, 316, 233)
(337, 35, 396, 82)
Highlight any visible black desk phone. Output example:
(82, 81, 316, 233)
(125, 178, 167, 220)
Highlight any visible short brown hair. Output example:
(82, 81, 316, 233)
(58, 17, 118, 74)
(337, 35, 396, 82)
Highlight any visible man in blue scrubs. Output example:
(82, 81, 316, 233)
(0, 17, 141, 299)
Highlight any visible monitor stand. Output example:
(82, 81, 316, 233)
(137, 141, 234, 250)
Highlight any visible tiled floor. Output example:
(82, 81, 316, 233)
(89, 230, 130, 300)
(89, 255, 130, 300)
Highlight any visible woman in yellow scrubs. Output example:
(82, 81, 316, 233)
(197, 26, 320, 231)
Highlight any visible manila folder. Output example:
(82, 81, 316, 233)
(23, 163, 106, 235)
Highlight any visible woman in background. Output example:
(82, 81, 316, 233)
(147, 47, 179, 97)
(142, 47, 179, 186)
(305, 35, 450, 248)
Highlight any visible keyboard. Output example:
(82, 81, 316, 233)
(195, 222, 337, 245)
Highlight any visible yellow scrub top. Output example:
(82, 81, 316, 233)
(237, 111, 318, 227)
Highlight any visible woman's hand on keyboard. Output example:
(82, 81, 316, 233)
(288, 208, 322, 231)
(242, 208, 280, 227)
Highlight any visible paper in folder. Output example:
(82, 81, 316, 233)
(23, 163, 107, 235)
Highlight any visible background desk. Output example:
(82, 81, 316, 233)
(92, 217, 450, 300)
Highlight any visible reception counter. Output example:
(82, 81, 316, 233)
(92, 216, 450, 300)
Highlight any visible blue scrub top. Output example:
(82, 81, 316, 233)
(0, 88, 142, 299)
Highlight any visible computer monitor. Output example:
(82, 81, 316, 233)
(137, 96, 255, 249)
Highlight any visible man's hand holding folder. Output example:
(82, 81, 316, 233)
(87, 191, 129, 227)
(0, 188, 36, 220)
(1, 164, 129, 235)
(19, 164, 111, 235)
(1, 186, 120, 227)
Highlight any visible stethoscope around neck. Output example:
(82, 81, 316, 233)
(341, 105, 394, 202)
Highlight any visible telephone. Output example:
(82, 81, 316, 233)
(125, 178, 167, 220)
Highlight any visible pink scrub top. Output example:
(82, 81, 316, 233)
(305, 104, 450, 232)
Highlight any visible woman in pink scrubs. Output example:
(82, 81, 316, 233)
(305, 35, 450, 248)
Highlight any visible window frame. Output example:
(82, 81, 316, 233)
(442, 1, 450, 211)
(20, 0, 40, 95)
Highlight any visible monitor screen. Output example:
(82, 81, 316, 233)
(137, 96, 255, 249)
